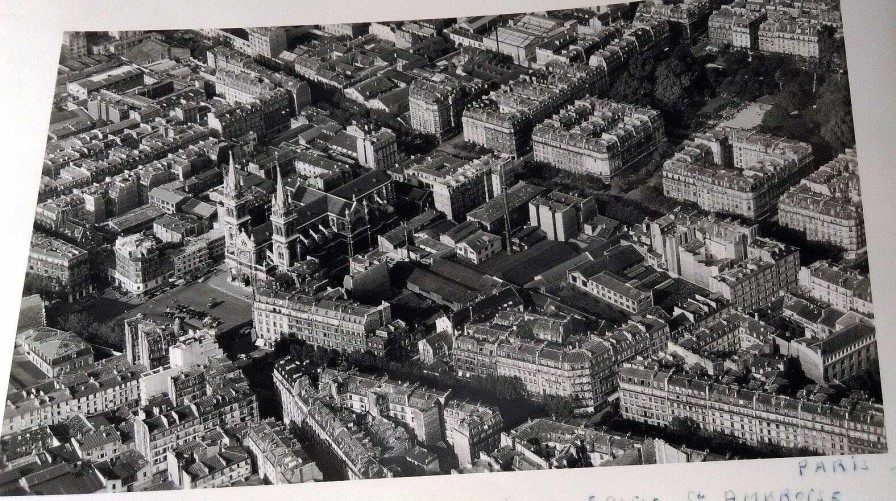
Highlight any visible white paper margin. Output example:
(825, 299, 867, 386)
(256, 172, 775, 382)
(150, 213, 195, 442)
(1, 0, 894, 499)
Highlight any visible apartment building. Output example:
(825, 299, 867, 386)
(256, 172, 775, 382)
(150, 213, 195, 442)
(644, 211, 800, 311)
(618, 365, 886, 455)
(532, 98, 665, 179)
(758, 13, 821, 58)
(798, 260, 872, 316)
(567, 244, 659, 315)
(273, 359, 393, 480)
(497, 418, 640, 469)
(494, 339, 595, 403)
(779, 150, 864, 256)
(442, 400, 504, 467)
(28, 232, 92, 301)
(112, 233, 168, 294)
(409, 77, 468, 140)
(708, 6, 767, 49)
(404, 152, 513, 222)
(462, 63, 607, 157)
(529, 190, 597, 242)
(319, 369, 449, 446)
(241, 419, 322, 484)
(252, 286, 403, 353)
(453, 314, 669, 409)
(132, 382, 258, 476)
(166, 438, 252, 489)
(3, 356, 142, 434)
(662, 128, 814, 219)
(17, 327, 94, 378)
(779, 316, 877, 385)
(636, 0, 712, 43)
(346, 123, 398, 170)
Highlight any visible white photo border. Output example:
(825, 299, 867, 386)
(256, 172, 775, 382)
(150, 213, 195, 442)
(0, 0, 894, 499)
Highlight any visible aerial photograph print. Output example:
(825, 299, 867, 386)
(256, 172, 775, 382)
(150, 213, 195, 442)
(1, 0, 886, 494)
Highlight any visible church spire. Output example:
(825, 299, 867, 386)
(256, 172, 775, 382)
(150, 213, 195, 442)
(227, 151, 238, 195)
(275, 159, 287, 211)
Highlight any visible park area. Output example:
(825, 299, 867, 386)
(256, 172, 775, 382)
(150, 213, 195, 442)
(718, 100, 773, 130)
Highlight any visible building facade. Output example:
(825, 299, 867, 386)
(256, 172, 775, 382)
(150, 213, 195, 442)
(618, 365, 886, 455)
(28, 232, 92, 301)
(409, 77, 469, 140)
(529, 190, 597, 242)
(252, 286, 404, 353)
(462, 63, 607, 158)
(242, 420, 322, 484)
(779, 150, 865, 256)
(799, 261, 872, 316)
(442, 400, 504, 467)
(346, 123, 398, 170)
(662, 128, 814, 219)
(532, 98, 665, 179)
(708, 7, 767, 49)
(113, 233, 167, 294)
(404, 152, 513, 222)
(17, 327, 94, 378)
(758, 14, 821, 58)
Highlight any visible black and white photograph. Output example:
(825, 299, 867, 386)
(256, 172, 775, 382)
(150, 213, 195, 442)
(0, 0, 890, 495)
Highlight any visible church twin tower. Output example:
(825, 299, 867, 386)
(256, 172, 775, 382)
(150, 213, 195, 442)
(219, 152, 385, 284)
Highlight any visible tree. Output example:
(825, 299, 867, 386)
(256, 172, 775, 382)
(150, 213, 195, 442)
(668, 416, 700, 440)
(542, 395, 577, 421)
(22, 274, 63, 302)
(288, 341, 306, 361)
(346, 350, 378, 370)
(313, 346, 332, 366)
(88, 322, 121, 350)
(301, 343, 316, 362)
(777, 80, 814, 113)
(609, 53, 656, 107)
(719, 48, 750, 70)
(760, 105, 792, 131)
(57, 312, 94, 336)
(520, 160, 560, 183)
(640, 182, 666, 204)
(818, 25, 846, 73)
(811, 74, 855, 152)
(327, 348, 342, 368)
(714, 50, 796, 101)
(819, 107, 855, 152)
(654, 57, 694, 118)
(467, 374, 527, 400)
(645, 143, 674, 174)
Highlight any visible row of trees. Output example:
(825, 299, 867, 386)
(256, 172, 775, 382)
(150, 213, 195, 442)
(667, 416, 818, 459)
(281, 338, 344, 369)
(48, 310, 121, 350)
(519, 160, 609, 197)
(601, 412, 817, 460)
(22, 274, 67, 303)
(280, 340, 563, 409)
(24, 272, 120, 350)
